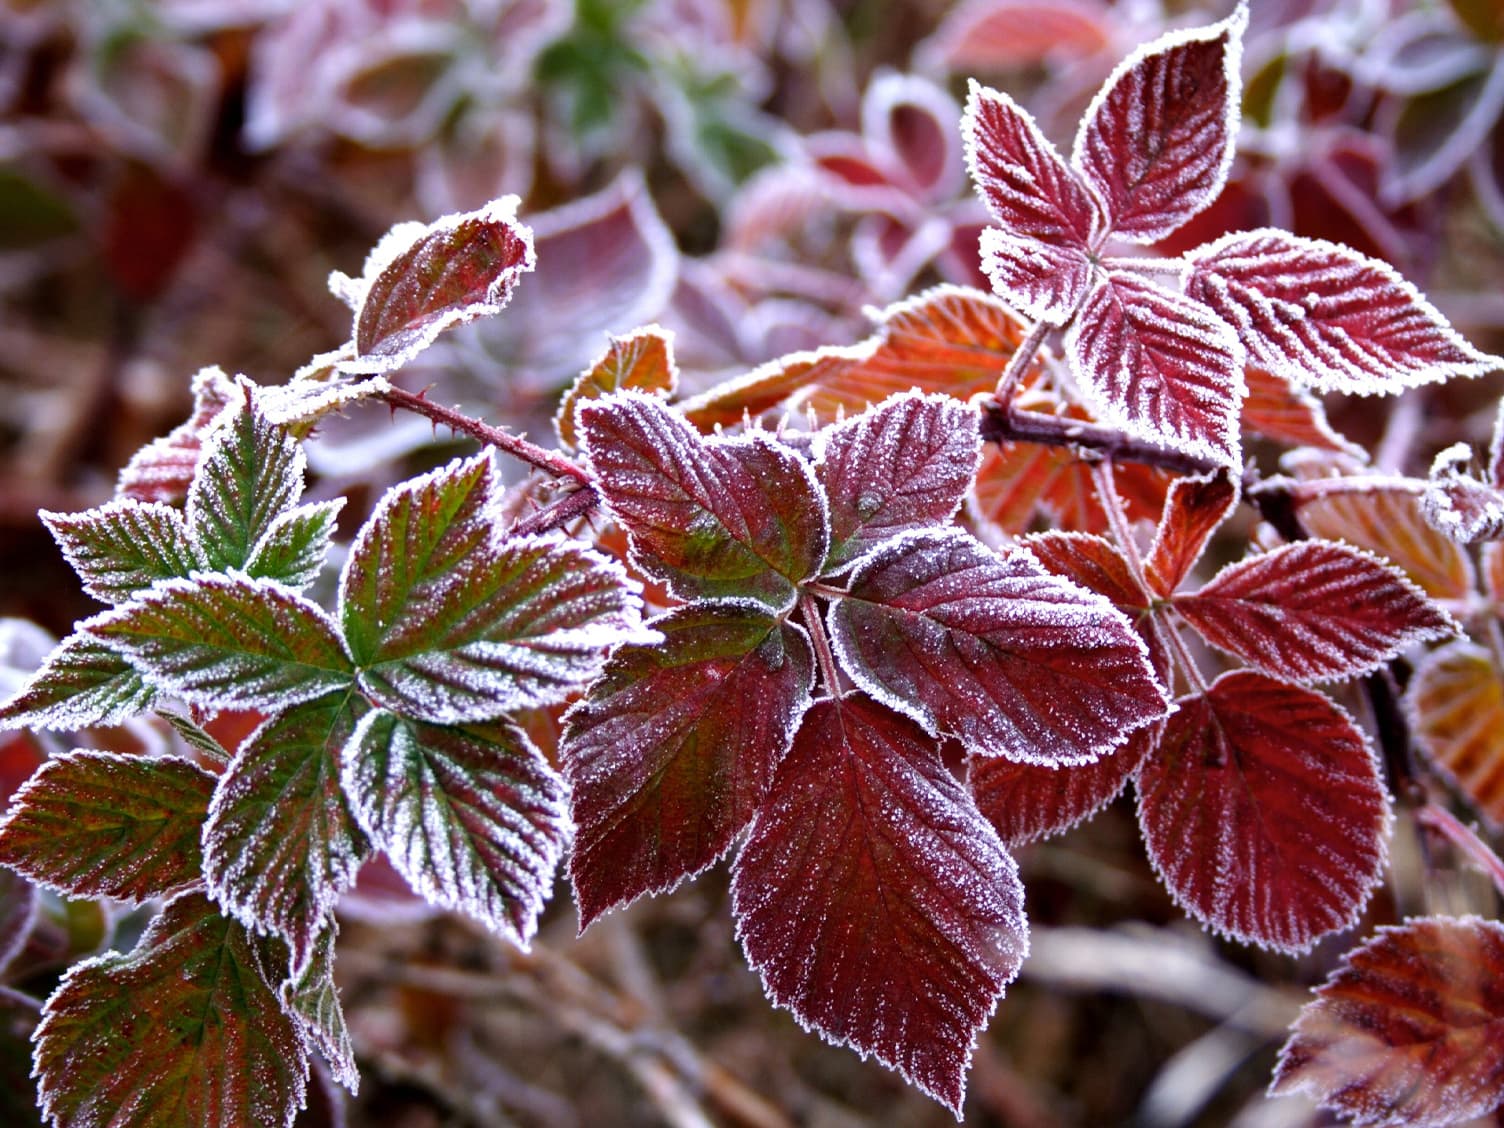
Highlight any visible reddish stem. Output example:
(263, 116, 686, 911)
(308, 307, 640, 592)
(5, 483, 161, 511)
(1415, 803, 1504, 900)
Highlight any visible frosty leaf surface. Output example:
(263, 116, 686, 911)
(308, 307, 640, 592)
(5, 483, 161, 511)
(187, 390, 306, 572)
(970, 723, 1155, 848)
(1421, 441, 1504, 544)
(579, 392, 828, 609)
(816, 392, 980, 570)
(1137, 672, 1390, 953)
(34, 891, 307, 1128)
(281, 927, 356, 1093)
(563, 603, 814, 927)
(245, 499, 345, 590)
(555, 324, 678, 450)
(116, 366, 238, 505)
(1272, 916, 1504, 1128)
(1144, 468, 1239, 597)
(829, 529, 1168, 765)
(731, 694, 1027, 1115)
(1071, 6, 1246, 242)
(0, 750, 214, 903)
(341, 197, 535, 372)
(1175, 541, 1454, 683)
(203, 692, 369, 973)
(964, 82, 1102, 323)
(1019, 532, 1147, 610)
(41, 500, 202, 605)
(1406, 641, 1504, 828)
(1067, 274, 1244, 465)
(90, 574, 353, 711)
(1298, 485, 1474, 600)
(1187, 230, 1502, 395)
(342, 710, 566, 947)
(0, 634, 153, 731)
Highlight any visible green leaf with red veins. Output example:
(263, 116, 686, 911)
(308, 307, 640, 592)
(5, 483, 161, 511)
(41, 500, 203, 605)
(281, 926, 356, 1093)
(88, 574, 354, 711)
(34, 891, 308, 1128)
(1271, 915, 1504, 1127)
(340, 454, 649, 724)
(579, 392, 829, 610)
(1174, 541, 1456, 684)
(555, 324, 679, 450)
(0, 633, 153, 731)
(816, 391, 981, 571)
(1137, 671, 1390, 954)
(342, 711, 566, 947)
(829, 529, 1169, 766)
(0, 751, 214, 903)
(562, 602, 815, 928)
(187, 388, 307, 572)
(1144, 467, 1239, 597)
(245, 499, 345, 591)
(339, 196, 535, 373)
(732, 693, 1027, 1116)
(203, 692, 370, 975)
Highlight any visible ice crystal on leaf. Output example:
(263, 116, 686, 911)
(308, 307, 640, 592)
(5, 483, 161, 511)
(1420, 441, 1504, 544)
(40, 501, 203, 606)
(0, 634, 154, 732)
(555, 324, 679, 451)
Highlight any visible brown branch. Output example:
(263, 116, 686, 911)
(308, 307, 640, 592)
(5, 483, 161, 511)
(978, 399, 1224, 477)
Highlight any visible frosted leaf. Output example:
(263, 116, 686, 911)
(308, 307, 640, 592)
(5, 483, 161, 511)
(815, 391, 982, 571)
(562, 602, 815, 927)
(1272, 916, 1504, 1128)
(579, 391, 829, 611)
(554, 324, 679, 451)
(1144, 467, 1239, 597)
(155, 708, 231, 766)
(964, 81, 1103, 323)
(341, 710, 566, 948)
(1299, 484, 1475, 601)
(1187, 229, 1504, 396)
(203, 693, 370, 975)
(731, 693, 1027, 1116)
(1175, 541, 1456, 683)
(1071, 5, 1247, 243)
(116, 365, 239, 505)
(281, 926, 356, 1093)
(0, 633, 154, 732)
(256, 375, 389, 427)
(1137, 672, 1391, 954)
(1406, 641, 1504, 829)
(1420, 441, 1504, 544)
(0, 750, 215, 903)
(245, 499, 345, 591)
(42, 500, 203, 605)
(337, 196, 536, 374)
(829, 528, 1170, 766)
(862, 70, 966, 201)
(34, 891, 308, 1128)
(88, 573, 354, 711)
(1066, 273, 1245, 466)
(1017, 531, 1151, 610)
(1241, 367, 1366, 457)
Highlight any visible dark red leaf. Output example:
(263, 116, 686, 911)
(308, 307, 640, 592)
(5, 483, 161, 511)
(817, 392, 980, 570)
(579, 392, 828, 609)
(1272, 916, 1504, 1127)
(1072, 7, 1246, 242)
(1175, 541, 1454, 683)
(829, 529, 1168, 766)
(866, 72, 964, 201)
(1187, 230, 1501, 395)
(964, 82, 1103, 323)
(732, 694, 1026, 1114)
(1145, 468, 1239, 597)
(1067, 273, 1244, 464)
(1019, 531, 1146, 609)
(1406, 641, 1504, 829)
(1137, 671, 1390, 953)
(971, 723, 1156, 847)
(563, 604, 814, 927)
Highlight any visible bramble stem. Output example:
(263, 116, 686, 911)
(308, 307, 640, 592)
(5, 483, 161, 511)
(509, 485, 600, 538)
(993, 317, 1053, 407)
(380, 385, 593, 487)
(979, 400, 1224, 476)
(1415, 802, 1504, 899)
(799, 592, 845, 699)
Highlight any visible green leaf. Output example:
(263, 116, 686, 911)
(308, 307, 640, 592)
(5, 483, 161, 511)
(0, 751, 215, 903)
(343, 710, 566, 946)
(244, 500, 344, 590)
(280, 927, 356, 1092)
(155, 709, 231, 765)
(90, 574, 354, 711)
(41, 500, 203, 604)
(0, 634, 154, 731)
(203, 692, 369, 973)
(34, 891, 308, 1128)
(187, 386, 306, 571)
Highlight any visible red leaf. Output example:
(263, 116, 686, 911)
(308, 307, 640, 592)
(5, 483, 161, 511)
(864, 72, 965, 201)
(829, 529, 1168, 766)
(579, 392, 828, 609)
(970, 723, 1155, 847)
(1187, 230, 1502, 396)
(964, 82, 1103, 323)
(1175, 542, 1454, 683)
(1272, 916, 1504, 1127)
(1067, 273, 1244, 464)
(731, 694, 1026, 1114)
(0, 868, 34, 975)
(563, 604, 814, 927)
(817, 392, 980, 570)
(1241, 366, 1364, 456)
(555, 325, 679, 451)
(1298, 485, 1475, 600)
(1144, 468, 1239, 597)
(116, 366, 239, 506)
(1019, 531, 1146, 609)
(1072, 7, 1246, 243)
(1406, 641, 1504, 829)
(919, 0, 1110, 72)
(1137, 672, 1390, 953)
